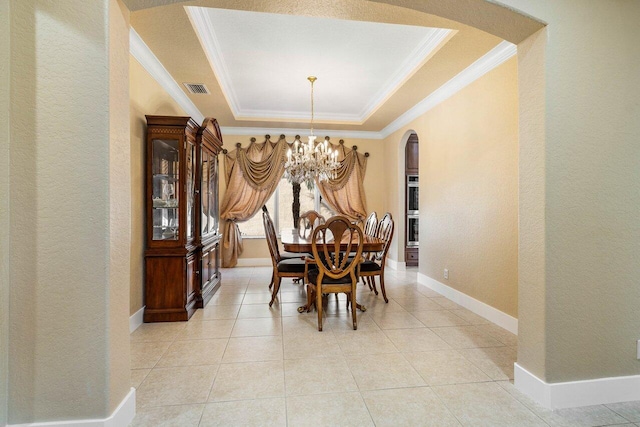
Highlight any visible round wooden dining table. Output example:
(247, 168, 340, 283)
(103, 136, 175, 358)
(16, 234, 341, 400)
(279, 228, 385, 313)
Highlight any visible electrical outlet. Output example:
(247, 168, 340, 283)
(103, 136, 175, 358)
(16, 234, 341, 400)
(444, 269, 449, 280)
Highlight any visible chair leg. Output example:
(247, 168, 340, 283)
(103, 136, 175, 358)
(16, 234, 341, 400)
(268, 271, 274, 289)
(317, 285, 324, 331)
(379, 273, 388, 303)
(370, 276, 378, 295)
(269, 276, 281, 307)
(351, 290, 357, 330)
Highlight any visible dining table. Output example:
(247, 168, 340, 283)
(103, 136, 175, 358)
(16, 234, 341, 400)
(279, 228, 385, 313)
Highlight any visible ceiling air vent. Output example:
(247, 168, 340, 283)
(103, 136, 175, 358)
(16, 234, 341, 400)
(183, 83, 210, 95)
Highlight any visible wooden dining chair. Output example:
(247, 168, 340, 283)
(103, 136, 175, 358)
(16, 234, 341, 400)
(297, 210, 325, 239)
(306, 216, 364, 331)
(359, 212, 394, 303)
(263, 209, 307, 307)
(363, 211, 378, 237)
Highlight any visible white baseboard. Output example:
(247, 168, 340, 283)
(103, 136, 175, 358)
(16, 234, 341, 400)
(515, 363, 640, 409)
(9, 387, 136, 427)
(129, 306, 145, 333)
(386, 258, 406, 271)
(236, 257, 271, 267)
(417, 273, 518, 335)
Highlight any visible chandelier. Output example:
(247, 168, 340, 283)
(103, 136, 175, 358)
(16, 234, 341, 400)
(284, 76, 339, 189)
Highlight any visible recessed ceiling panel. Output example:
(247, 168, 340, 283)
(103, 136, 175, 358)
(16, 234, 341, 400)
(186, 6, 451, 124)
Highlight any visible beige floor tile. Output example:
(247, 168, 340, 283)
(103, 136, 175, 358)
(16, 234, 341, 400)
(136, 365, 218, 408)
(474, 323, 518, 346)
(156, 338, 228, 367)
(370, 311, 425, 329)
(200, 398, 286, 427)
(130, 403, 205, 427)
(431, 325, 504, 349)
(347, 352, 425, 391)
(231, 317, 282, 337)
(394, 297, 446, 311)
(458, 346, 517, 380)
(282, 314, 327, 336)
(412, 309, 470, 327)
(384, 288, 426, 299)
(362, 387, 461, 426)
(131, 369, 150, 389)
(335, 330, 399, 356)
(193, 304, 240, 320)
(284, 357, 357, 396)
(237, 303, 280, 319)
(540, 405, 630, 427)
(280, 302, 308, 317)
(131, 341, 171, 369)
(278, 290, 307, 303)
(209, 360, 284, 401)
(130, 322, 186, 342)
(180, 319, 235, 340)
(498, 380, 634, 426)
(417, 287, 442, 298)
(208, 292, 246, 306)
(384, 328, 452, 352)
(450, 308, 491, 325)
(404, 350, 491, 385)
(434, 382, 547, 426)
(360, 298, 408, 313)
(222, 336, 283, 363)
(326, 313, 381, 333)
(608, 401, 640, 422)
(283, 332, 343, 360)
(245, 284, 272, 293)
(241, 292, 273, 305)
(430, 297, 464, 310)
(286, 392, 374, 426)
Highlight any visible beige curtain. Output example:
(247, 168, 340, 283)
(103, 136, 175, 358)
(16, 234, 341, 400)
(317, 142, 368, 221)
(220, 136, 288, 267)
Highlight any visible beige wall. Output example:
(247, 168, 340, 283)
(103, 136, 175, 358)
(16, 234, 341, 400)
(0, 0, 9, 423)
(385, 57, 519, 317)
(219, 135, 387, 261)
(129, 55, 186, 315)
(6, 0, 131, 423)
(500, 0, 640, 383)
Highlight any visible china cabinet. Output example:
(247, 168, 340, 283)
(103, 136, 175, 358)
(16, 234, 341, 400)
(144, 116, 223, 322)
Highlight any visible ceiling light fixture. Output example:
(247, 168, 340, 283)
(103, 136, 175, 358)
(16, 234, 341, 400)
(285, 76, 339, 189)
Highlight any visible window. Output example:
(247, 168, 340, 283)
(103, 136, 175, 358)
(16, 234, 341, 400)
(238, 178, 335, 237)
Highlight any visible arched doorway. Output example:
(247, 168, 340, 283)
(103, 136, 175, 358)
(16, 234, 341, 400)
(404, 132, 419, 267)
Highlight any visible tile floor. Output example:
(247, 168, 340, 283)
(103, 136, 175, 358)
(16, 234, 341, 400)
(130, 267, 640, 426)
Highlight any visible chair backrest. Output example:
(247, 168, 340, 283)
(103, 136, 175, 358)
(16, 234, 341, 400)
(262, 209, 281, 266)
(363, 211, 378, 236)
(311, 216, 364, 281)
(374, 212, 395, 263)
(298, 210, 325, 230)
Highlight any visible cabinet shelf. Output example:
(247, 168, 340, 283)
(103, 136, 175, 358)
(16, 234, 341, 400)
(153, 174, 178, 182)
(152, 206, 178, 210)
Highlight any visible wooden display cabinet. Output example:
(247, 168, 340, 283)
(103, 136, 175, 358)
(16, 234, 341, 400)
(144, 116, 223, 322)
(195, 118, 223, 308)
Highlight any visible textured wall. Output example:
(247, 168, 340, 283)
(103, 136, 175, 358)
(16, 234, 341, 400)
(129, 56, 186, 315)
(108, 0, 133, 414)
(7, 0, 130, 422)
(501, 0, 640, 383)
(0, 0, 10, 424)
(384, 58, 519, 317)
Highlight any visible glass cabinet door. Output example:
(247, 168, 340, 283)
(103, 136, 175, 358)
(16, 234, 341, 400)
(186, 141, 195, 242)
(209, 156, 218, 235)
(201, 151, 210, 236)
(151, 139, 180, 241)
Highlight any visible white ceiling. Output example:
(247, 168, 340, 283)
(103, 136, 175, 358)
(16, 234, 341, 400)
(185, 6, 451, 124)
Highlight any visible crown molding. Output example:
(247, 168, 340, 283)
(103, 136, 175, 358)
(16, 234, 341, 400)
(220, 126, 384, 140)
(380, 40, 517, 138)
(185, 6, 241, 116)
(130, 29, 515, 142)
(129, 28, 205, 124)
(359, 28, 452, 121)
